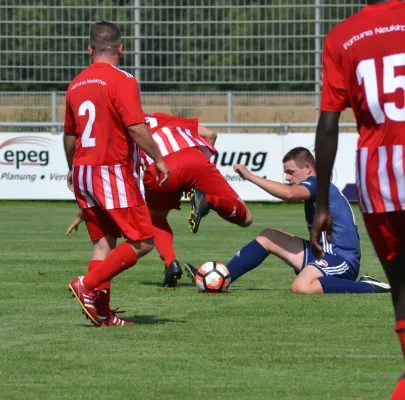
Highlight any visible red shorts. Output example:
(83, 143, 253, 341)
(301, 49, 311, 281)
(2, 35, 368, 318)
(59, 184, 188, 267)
(143, 147, 238, 212)
(83, 204, 154, 242)
(363, 211, 405, 261)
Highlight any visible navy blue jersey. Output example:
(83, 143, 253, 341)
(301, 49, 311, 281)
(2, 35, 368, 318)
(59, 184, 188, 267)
(300, 176, 361, 269)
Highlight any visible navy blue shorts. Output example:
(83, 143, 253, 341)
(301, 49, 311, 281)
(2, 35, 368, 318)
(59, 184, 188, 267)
(302, 240, 359, 281)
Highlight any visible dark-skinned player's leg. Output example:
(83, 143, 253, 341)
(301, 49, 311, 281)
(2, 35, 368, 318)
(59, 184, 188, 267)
(382, 253, 405, 400)
(363, 211, 405, 400)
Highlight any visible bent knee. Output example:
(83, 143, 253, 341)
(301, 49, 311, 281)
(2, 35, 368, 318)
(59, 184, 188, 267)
(258, 228, 280, 240)
(239, 212, 253, 227)
(143, 237, 155, 254)
(129, 237, 155, 257)
(291, 280, 317, 295)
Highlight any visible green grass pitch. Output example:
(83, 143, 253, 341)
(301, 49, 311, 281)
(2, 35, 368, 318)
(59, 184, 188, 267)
(0, 201, 400, 399)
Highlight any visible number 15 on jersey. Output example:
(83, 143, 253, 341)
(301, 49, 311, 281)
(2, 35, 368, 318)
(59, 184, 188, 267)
(357, 53, 405, 124)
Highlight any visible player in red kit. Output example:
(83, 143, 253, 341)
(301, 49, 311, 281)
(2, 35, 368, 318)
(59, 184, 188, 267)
(66, 111, 253, 288)
(64, 21, 169, 327)
(141, 112, 253, 286)
(310, 1, 405, 398)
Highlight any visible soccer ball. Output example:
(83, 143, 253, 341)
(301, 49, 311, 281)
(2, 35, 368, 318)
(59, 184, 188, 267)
(195, 261, 231, 293)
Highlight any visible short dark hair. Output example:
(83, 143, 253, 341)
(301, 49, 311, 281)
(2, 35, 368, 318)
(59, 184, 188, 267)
(282, 147, 315, 169)
(89, 21, 121, 55)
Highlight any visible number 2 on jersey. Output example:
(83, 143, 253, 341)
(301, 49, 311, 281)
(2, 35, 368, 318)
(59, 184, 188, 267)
(79, 100, 96, 147)
(357, 53, 405, 123)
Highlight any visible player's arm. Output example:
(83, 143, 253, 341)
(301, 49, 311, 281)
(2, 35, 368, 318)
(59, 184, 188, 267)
(233, 164, 311, 202)
(311, 35, 347, 257)
(127, 123, 163, 163)
(65, 208, 84, 236)
(114, 77, 169, 185)
(128, 123, 169, 186)
(198, 125, 217, 145)
(63, 134, 75, 192)
(314, 36, 346, 209)
(63, 98, 76, 191)
(63, 134, 75, 171)
(314, 111, 340, 212)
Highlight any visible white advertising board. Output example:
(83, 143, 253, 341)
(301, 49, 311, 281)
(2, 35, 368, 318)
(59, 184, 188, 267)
(0, 132, 359, 201)
(212, 133, 359, 201)
(0, 133, 74, 200)
(211, 134, 284, 201)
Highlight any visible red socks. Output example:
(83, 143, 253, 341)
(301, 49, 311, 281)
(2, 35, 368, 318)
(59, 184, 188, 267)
(396, 320, 405, 360)
(152, 216, 176, 268)
(88, 260, 111, 292)
(392, 373, 405, 400)
(392, 321, 405, 400)
(83, 242, 138, 290)
(205, 195, 247, 225)
(88, 260, 111, 316)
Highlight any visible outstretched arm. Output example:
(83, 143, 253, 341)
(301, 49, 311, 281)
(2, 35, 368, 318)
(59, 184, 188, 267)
(233, 164, 311, 202)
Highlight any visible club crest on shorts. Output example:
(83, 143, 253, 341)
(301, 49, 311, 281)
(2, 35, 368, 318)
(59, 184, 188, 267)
(315, 259, 328, 267)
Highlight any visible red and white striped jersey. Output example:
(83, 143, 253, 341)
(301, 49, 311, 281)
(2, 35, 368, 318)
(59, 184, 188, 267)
(320, 0, 405, 214)
(357, 146, 405, 214)
(65, 63, 146, 209)
(72, 164, 143, 210)
(140, 112, 216, 170)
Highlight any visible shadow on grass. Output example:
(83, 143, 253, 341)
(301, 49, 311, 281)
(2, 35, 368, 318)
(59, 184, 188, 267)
(231, 287, 287, 292)
(125, 315, 187, 324)
(139, 280, 196, 288)
(79, 314, 186, 327)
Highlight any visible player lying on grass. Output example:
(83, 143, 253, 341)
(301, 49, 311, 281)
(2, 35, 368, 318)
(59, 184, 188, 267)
(185, 147, 390, 294)
(66, 112, 253, 288)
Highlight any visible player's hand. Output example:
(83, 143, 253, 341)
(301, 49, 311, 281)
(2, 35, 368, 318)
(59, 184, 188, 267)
(310, 208, 333, 258)
(65, 209, 84, 236)
(155, 160, 170, 187)
(233, 164, 252, 180)
(67, 170, 73, 192)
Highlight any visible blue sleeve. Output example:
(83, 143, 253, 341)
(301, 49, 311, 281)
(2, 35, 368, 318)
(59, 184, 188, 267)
(300, 179, 316, 200)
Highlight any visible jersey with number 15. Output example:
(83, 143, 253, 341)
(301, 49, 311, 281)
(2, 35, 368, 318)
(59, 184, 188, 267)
(321, 0, 405, 214)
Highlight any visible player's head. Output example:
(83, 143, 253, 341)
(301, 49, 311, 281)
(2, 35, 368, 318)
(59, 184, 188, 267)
(88, 21, 123, 59)
(282, 147, 316, 184)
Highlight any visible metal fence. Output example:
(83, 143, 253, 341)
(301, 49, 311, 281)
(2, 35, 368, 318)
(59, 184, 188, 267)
(0, 1, 365, 128)
(1, 1, 364, 90)
(0, 90, 358, 133)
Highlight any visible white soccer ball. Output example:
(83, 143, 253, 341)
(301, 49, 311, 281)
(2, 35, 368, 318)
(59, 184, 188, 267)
(195, 261, 231, 293)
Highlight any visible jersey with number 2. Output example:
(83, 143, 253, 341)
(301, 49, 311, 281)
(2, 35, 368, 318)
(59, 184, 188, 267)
(321, 0, 405, 214)
(64, 62, 145, 210)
